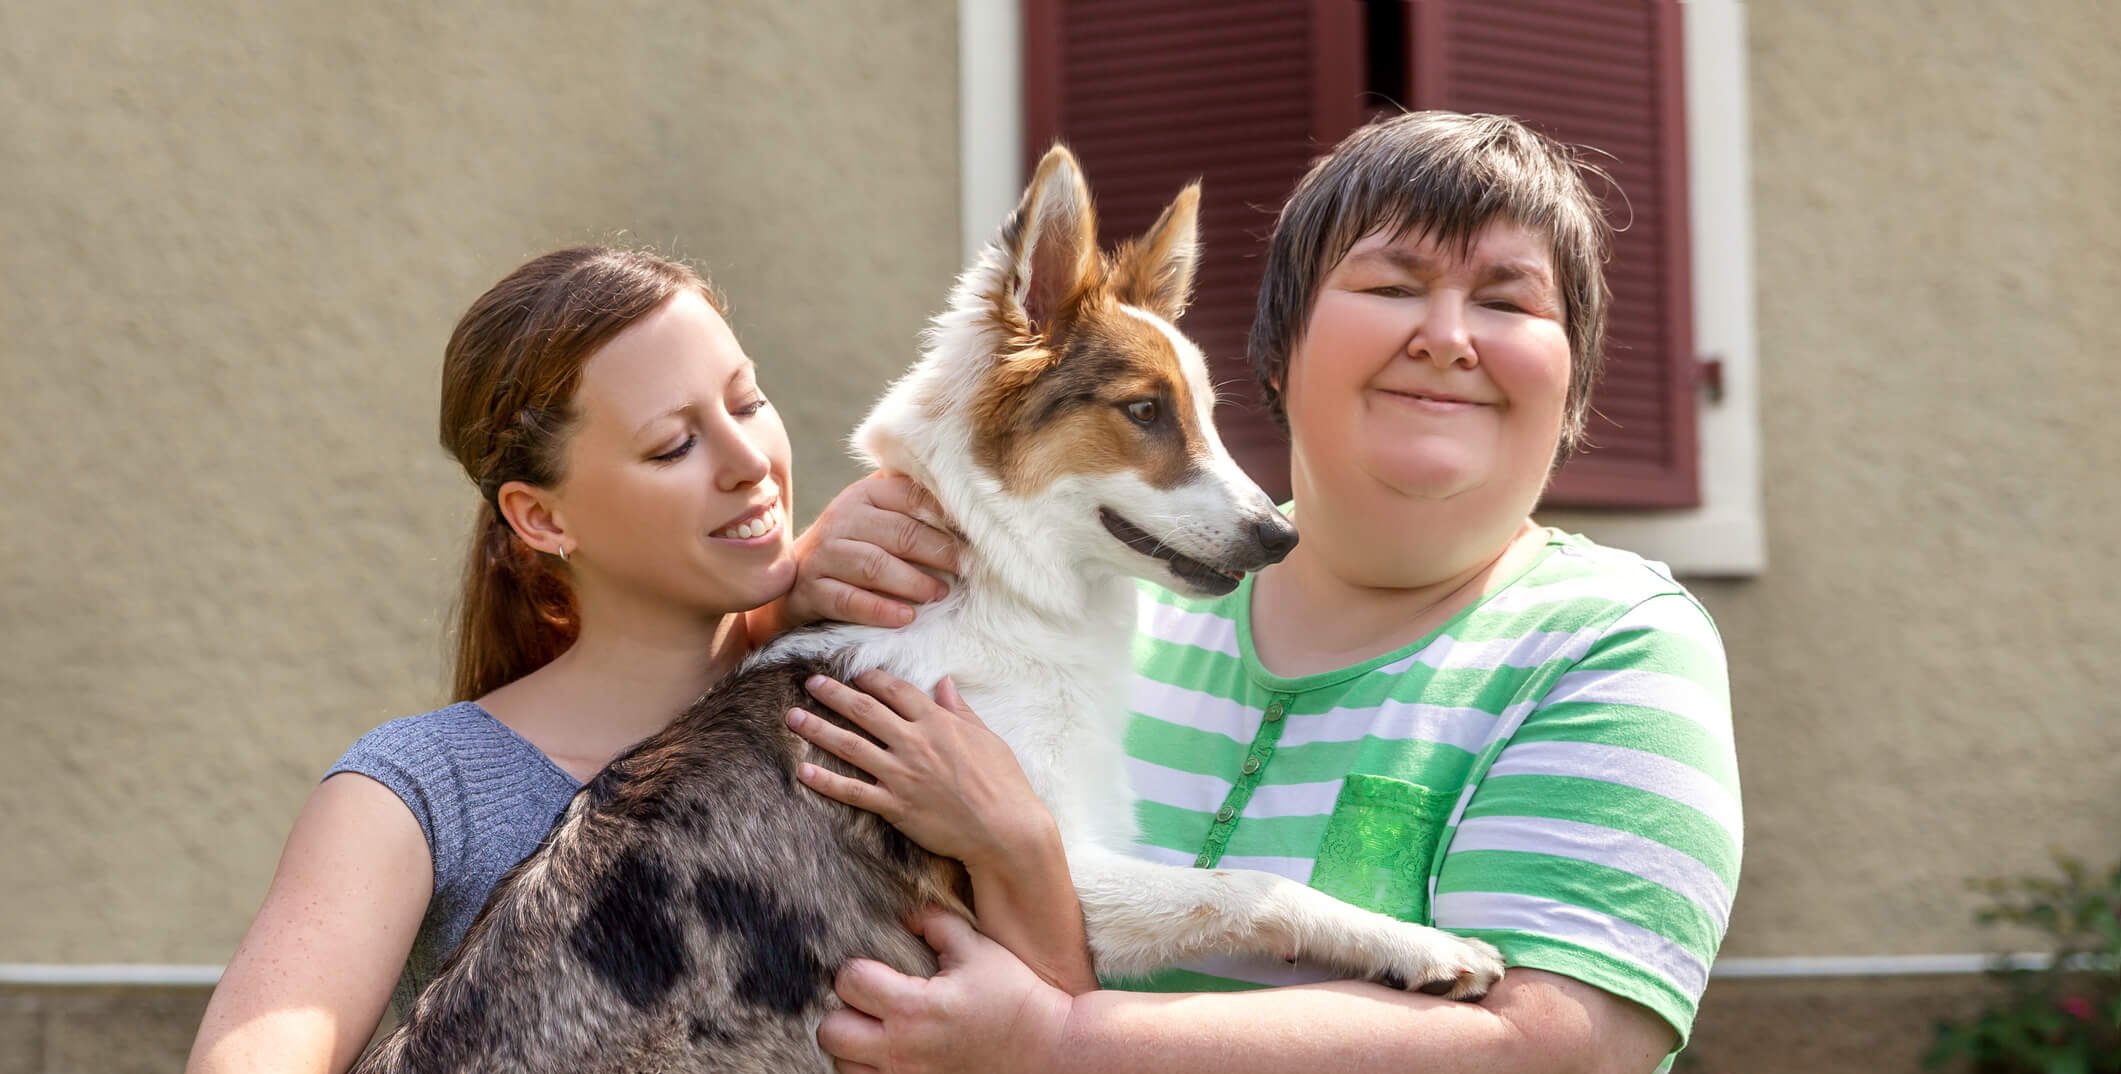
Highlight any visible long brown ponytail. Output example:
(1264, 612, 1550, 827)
(439, 246, 723, 702)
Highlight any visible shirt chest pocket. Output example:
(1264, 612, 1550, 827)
(1307, 773, 1456, 925)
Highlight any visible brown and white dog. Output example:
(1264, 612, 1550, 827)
(353, 147, 1502, 1074)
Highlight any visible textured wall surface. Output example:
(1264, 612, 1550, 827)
(1691, 0, 2121, 959)
(0, 987, 211, 1074)
(1, 0, 959, 964)
(4, 0, 2118, 1046)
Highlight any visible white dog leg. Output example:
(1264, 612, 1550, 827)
(1067, 847, 1504, 1000)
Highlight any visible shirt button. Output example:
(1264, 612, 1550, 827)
(1265, 702, 1286, 722)
(1215, 805, 1236, 823)
(1241, 757, 1262, 775)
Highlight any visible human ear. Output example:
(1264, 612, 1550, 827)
(496, 480, 570, 559)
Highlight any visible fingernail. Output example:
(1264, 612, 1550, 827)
(806, 674, 827, 690)
(894, 604, 915, 625)
(787, 708, 807, 729)
(798, 763, 819, 782)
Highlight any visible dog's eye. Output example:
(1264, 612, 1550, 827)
(1124, 399, 1160, 426)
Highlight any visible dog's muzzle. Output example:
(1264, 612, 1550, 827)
(1100, 508, 1295, 597)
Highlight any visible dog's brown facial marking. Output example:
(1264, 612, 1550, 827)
(970, 294, 1210, 496)
(959, 145, 1210, 497)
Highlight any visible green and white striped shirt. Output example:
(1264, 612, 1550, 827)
(1118, 528, 1739, 1062)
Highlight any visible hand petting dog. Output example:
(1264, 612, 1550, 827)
(769, 472, 961, 635)
(789, 672, 1038, 874)
(792, 669, 1099, 999)
(817, 906, 1073, 1074)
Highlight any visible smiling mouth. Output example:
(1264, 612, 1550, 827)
(710, 502, 781, 541)
(1099, 508, 1244, 596)
(1391, 390, 1484, 406)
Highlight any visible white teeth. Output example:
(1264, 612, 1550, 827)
(714, 505, 777, 540)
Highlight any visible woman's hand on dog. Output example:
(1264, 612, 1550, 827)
(818, 905, 1071, 1074)
(794, 674, 1099, 997)
(790, 671, 1053, 872)
(775, 472, 961, 633)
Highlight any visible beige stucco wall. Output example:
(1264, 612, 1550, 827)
(1690, 0, 2121, 958)
(4, 0, 2116, 992)
(1, 1, 959, 963)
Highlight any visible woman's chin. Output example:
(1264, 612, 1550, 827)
(747, 552, 800, 609)
(1374, 456, 1487, 502)
(685, 550, 799, 618)
(1358, 434, 1494, 494)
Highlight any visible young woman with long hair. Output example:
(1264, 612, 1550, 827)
(183, 246, 991, 1074)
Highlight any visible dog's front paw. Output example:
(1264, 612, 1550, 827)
(1371, 931, 1505, 1002)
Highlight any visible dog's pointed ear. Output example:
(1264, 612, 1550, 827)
(1003, 144, 1098, 334)
(1113, 182, 1201, 322)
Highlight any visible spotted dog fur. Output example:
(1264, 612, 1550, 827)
(353, 657, 967, 1073)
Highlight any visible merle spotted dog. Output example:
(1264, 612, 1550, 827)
(352, 663, 968, 1072)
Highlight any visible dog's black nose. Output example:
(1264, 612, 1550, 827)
(1253, 518, 1299, 562)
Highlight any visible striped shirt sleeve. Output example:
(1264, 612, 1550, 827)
(1430, 593, 1741, 1048)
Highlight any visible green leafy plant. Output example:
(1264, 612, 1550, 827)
(1924, 852, 2121, 1074)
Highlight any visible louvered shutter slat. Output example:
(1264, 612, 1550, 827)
(1026, 1, 1365, 501)
(1029, 1, 1694, 508)
(1413, 0, 1700, 507)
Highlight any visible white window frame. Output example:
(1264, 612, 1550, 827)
(957, 0, 1763, 576)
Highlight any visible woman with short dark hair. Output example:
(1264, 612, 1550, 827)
(793, 111, 1740, 1074)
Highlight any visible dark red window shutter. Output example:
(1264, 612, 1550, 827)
(1405, 0, 1701, 508)
(1023, 0, 1367, 502)
(1025, 0, 1697, 509)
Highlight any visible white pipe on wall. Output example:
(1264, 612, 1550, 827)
(1709, 953, 2056, 979)
(0, 963, 223, 987)
(0, 955, 2074, 989)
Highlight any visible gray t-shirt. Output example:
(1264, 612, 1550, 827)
(326, 701, 581, 1017)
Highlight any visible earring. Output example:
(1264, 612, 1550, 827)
(557, 545, 570, 564)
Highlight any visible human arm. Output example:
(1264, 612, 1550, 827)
(789, 672, 1096, 995)
(1429, 592, 1740, 1057)
(745, 472, 961, 646)
(185, 773, 434, 1074)
(818, 907, 1672, 1074)
(813, 592, 1737, 1074)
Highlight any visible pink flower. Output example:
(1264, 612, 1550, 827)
(2058, 995, 2094, 1021)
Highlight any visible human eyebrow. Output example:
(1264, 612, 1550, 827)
(1345, 246, 1439, 274)
(1481, 260, 1555, 290)
(633, 403, 695, 442)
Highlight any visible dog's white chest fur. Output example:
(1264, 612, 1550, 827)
(761, 575, 1143, 858)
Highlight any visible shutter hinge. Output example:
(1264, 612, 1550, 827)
(1696, 355, 1725, 405)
